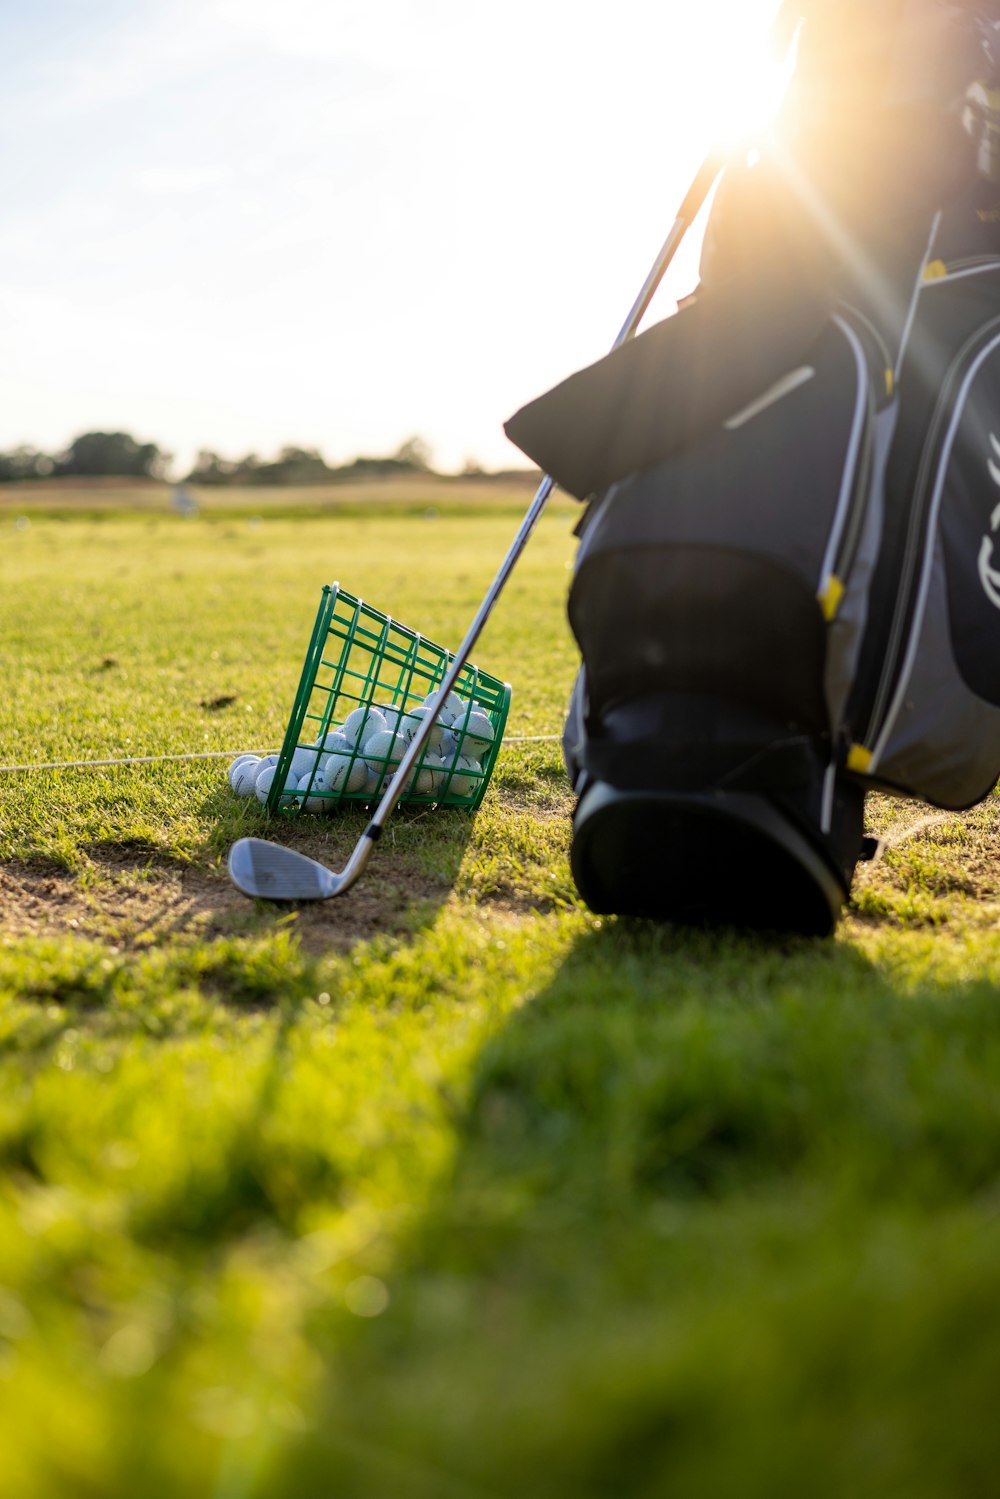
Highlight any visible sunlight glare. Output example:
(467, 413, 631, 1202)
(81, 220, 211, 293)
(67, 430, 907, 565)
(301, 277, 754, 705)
(694, 1, 797, 152)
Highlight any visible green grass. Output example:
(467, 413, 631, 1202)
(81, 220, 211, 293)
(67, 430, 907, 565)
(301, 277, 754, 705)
(2, 490, 1000, 1497)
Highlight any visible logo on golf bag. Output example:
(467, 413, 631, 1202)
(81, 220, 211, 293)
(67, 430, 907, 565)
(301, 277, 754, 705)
(978, 434, 1000, 610)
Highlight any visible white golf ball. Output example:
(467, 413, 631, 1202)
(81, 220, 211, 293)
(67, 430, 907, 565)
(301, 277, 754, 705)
(391, 759, 437, 795)
(314, 730, 352, 754)
(363, 728, 406, 762)
(231, 758, 263, 797)
(255, 764, 294, 804)
(417, 753, 447, 794)
(227, 754, 259, 789)
(438, 729, 459, 764)
(452, 710, 495, 761)
(399, 703, 445, 749)
(438, 754, 480, 800)
(374, 702, 404, 733)
(296, 771, 328, 812)
(341, 705, 387, 747)
(318, 751, 368, 795)
(364, 730, 408, 789)
(422, 689, 465, 727)
(288, 744, 322, 780)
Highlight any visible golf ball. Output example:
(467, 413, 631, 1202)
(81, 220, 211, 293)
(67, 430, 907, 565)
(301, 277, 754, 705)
(255, 764, 294, 804)
(452, 710, 495, 761)
(438, 754, 480, 800)
(228, 754, 259, 789)
(418, 753, 449, 794)
(399, 703, 445, 750)
(318, 751, 368, 795)
(374, 702, 404, 733)
(342, 705, 387, 747)
(422, 689, 465, 727)
(231, 758, 263, 797)
(364, 729, 408, 789)
(314, 730, 352, 754)
(391, 759, 437, 795)
(296, 771, 328, 812)
(363, 728, 406, 762)
(289, 744, 322, 780)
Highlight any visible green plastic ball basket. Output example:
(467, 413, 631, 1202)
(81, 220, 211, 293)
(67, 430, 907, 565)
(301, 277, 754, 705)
(266, 583, 512, 817)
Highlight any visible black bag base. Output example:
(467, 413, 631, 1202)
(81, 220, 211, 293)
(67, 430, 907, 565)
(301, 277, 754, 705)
(570, 781, 850, 938)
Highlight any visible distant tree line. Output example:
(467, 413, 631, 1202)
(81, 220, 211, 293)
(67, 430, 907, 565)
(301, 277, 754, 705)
(185, 435, 435, 486)
(0, 431, 170, 483)
(0, 431, 441, 484)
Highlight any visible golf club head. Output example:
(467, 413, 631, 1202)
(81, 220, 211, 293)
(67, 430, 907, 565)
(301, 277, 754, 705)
(228, 838, 341, 901)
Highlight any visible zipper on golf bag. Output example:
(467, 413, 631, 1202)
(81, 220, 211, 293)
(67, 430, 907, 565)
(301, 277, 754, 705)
(846, 259, 1000, 803)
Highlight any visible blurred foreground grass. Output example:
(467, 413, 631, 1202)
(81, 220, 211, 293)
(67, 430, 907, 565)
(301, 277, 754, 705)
(1, 489, 1000, 1497)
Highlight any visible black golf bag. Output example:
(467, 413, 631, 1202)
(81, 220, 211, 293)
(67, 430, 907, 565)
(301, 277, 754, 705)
(506, 245, 1000, 935)
(500, 2, 1000, 935)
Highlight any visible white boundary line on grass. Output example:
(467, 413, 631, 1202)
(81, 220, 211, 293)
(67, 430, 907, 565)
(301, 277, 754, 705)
(869, 812, 958, 865)
(0, 736, 561, 774)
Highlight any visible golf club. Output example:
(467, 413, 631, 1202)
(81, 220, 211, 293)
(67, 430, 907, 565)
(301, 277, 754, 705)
(228, 150, 725, 903)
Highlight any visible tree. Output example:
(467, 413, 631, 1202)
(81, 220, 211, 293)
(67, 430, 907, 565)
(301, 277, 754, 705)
(185, 451, 233, 485)
(56, 431, 169, 479)
(260, 447, 335, 484)
(393, 435, 433, 472)
(0, 446, 54, 482)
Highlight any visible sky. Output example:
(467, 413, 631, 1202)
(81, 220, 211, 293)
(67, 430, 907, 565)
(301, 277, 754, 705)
(0, 0, 781, 477)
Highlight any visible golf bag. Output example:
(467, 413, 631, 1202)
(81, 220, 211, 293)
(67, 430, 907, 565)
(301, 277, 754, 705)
(562, 300, 893, 937)
(498, 1, 1000, 934)
(507, 246, 1000, 935)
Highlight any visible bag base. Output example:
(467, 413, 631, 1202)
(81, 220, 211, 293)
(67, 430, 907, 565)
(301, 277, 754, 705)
(570, 782, 856, 938)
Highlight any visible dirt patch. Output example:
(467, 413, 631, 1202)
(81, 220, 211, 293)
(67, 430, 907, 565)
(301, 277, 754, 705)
(0, 845, 460, 956)
(0, 862, 86, 939)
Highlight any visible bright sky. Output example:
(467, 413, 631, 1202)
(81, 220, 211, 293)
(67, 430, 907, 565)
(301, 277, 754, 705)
(0, 0, 781, 476)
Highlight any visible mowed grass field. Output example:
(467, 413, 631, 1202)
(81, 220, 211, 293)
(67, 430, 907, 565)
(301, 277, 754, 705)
(3, 480, 1000, 1497)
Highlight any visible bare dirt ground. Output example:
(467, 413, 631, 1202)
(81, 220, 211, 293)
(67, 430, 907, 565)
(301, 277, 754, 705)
(0, 848, 460, 955)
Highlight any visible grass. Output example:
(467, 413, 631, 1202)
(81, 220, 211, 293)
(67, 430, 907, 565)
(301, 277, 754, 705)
(1, 483, 1000, 1496)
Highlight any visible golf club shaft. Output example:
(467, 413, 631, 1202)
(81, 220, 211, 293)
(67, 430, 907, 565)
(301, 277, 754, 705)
(332, 152, 725, 897)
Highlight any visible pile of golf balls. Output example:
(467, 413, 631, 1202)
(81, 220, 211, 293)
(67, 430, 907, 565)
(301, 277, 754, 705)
(226, 688, 496, 812)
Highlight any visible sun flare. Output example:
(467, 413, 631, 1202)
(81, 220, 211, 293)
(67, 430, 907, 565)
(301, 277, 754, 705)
(683, 0, 798, 153)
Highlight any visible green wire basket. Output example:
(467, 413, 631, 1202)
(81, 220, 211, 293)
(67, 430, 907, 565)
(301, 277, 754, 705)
(266, 583, 512, 817)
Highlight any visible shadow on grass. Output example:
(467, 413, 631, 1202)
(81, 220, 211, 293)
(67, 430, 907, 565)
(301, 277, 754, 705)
(130, 985, 333, 1246)
(265, 918, 1000, 1499)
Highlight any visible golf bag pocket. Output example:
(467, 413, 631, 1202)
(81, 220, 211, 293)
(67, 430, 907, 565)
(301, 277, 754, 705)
(850, 262, 1000, 808)
(569, 312, 889, 768)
